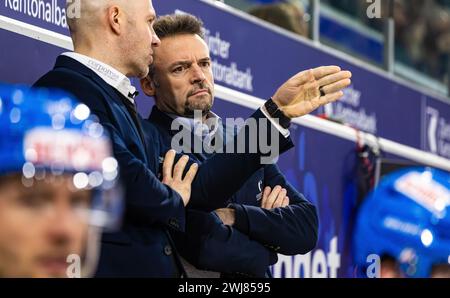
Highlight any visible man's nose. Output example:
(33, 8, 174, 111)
(46, 206, 83, 246)
(151, 28, 161, 47)
(190, 65, 206, 84)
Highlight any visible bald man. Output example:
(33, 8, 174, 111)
(34, 0, 351, 277)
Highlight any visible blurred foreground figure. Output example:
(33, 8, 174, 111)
(354, 167, 450, 278)
(0, 84, 122, 278)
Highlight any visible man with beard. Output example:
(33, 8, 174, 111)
(141, 14, 352, 277)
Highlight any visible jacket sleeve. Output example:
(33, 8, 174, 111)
(34, 70, 186, 232)
(171, 209, 278, 277)
(189, 109, 294, 212)
(231, 164, 318, 255)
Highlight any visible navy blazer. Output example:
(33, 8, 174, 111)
(33, 56, 294, 277)
(148, 107, 318, 276)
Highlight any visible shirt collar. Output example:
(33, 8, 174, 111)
(167, 111, 221, 138)
(61, 52, 138, 104)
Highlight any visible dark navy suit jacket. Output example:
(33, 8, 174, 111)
(33, 55, 294, 277)
(148, 106, 319, 277)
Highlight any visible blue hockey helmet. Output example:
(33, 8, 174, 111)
(354, 167, 450, 278)
(0, 83, 123, 231)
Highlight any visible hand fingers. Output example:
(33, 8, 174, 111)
(261, 186, 272, 209)
(162, 150, 176, 182)
(173, 155, 189, 180)
(317, 71, 352, 88)
(183, 162, 199, 184)
(288, 77, 350, 109)
(321, 78, 352, 95)
(290, 66, 341, 86)
(262, 186, 272, 199)
(311, 66, 341, 80)
(272, 188, 287, 209)
(318, 90, 345, 105)
(281, 197, 290, 208)
(281, 90, 343, 118)
(265, 185, 282, 209)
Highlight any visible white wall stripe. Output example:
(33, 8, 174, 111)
(0, 15, 73, 50)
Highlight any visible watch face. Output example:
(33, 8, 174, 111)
(265, 99, 278, 114)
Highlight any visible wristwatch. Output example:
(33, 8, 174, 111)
(264, 98, 291, 129)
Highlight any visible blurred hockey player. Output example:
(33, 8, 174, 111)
(354, 167, 450, 278)
(0, 84, 123, 277)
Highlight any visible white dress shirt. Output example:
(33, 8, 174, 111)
(62, 52, 138, 105)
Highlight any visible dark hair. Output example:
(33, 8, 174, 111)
(148, 14, 204, 79)
(153, 13, 204, 40)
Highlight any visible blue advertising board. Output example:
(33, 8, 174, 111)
(1, 0, 71, 35)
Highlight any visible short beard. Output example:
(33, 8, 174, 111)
(184, 82, 214, 117)
(184, 98, 213, 117)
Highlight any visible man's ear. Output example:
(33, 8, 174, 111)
(107, 6, 121, 35)
(140, 76, 156, 97)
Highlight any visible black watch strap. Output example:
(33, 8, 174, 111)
(264, 98, 291, 129)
